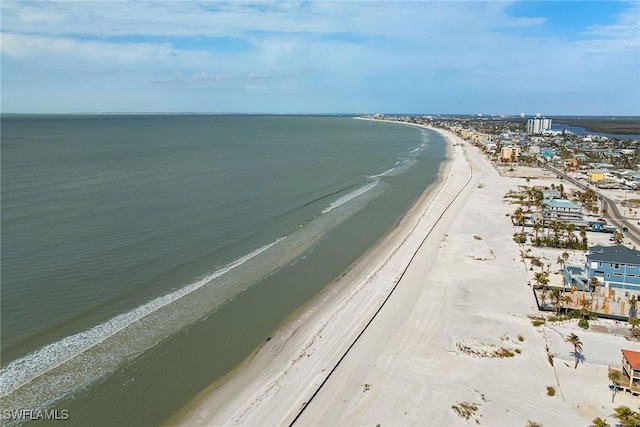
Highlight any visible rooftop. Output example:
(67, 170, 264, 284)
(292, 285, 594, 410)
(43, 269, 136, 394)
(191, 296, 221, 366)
(543, 199, 582, 210)
(587, 245, 640, 265)
(622, 349, 640, 370)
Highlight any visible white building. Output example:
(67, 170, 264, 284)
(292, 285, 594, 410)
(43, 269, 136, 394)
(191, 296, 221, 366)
(527, 118, 553, 134)
(542, 199, 584, 225)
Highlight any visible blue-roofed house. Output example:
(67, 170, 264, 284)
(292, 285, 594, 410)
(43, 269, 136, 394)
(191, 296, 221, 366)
(540, 148, 555, 159)
(564, 245, 640, 299)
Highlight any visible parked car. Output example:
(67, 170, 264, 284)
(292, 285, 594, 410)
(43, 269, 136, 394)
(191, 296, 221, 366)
(623, 227, 629, 232)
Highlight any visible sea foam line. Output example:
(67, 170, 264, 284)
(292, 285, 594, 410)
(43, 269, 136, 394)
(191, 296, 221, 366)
(321, 181, 379, 214)
(0, 237, 285, 397)
(410, 143, 426, 154)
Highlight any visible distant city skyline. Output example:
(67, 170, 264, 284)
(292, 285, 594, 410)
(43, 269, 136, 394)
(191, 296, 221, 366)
(1, 1, 639, 115)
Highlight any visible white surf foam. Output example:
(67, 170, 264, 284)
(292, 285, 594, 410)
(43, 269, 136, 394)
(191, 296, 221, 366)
(1, 178, 390, 412)
(0, 237, 284, 398)
(321, 181, 379, 214)
(410, 143, 426, 154)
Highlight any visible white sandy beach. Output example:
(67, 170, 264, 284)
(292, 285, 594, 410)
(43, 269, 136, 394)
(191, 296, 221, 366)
(177, 124, 640, 427)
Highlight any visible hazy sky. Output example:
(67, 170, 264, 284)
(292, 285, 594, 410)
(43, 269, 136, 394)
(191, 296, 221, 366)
(2, 1, 639, 115)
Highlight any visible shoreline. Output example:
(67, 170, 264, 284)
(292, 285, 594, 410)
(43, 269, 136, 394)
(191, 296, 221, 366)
(174, 122, 640, 426)
(174, 122, 466, 425)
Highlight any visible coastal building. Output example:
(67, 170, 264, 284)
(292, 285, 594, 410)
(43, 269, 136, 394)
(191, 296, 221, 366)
(500, 146, 520, 162)
(462, 130, 476, 140)
(542, 199, 584, 225)
(563, 245, 640, 298)
(621, 349, 640, 393)
(540, 148, 555, 159)
(589, 162, 616, 170)
(588, 170, 605, 184)
(527, 118, 552, 134)
(542, 189, 561, 199)
(564, 158, 578, 170)
(576, 153, 588, 163)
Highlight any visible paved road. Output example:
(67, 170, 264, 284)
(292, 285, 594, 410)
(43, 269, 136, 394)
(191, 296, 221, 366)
(542, 163, 640, 247)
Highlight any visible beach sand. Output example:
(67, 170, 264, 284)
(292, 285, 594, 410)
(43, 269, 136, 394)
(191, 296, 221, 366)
(176, 125, 640, 427)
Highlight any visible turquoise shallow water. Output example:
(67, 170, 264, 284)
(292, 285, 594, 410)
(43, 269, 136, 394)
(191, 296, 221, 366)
(0, 115, 446, 425)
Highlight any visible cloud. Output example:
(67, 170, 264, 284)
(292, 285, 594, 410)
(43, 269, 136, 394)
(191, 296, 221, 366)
(152, 70, 301, 88)
(1, 1, 638, 114)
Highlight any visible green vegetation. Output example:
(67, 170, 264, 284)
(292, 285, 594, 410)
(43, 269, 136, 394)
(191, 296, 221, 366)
(609, 369, 621, 403)
(451, 401, 479, 421)
(513, 233, 527, 244)
(565, 333, 583, 369)
(546, 386, 555, 396)
(578, 319, 589, 329)
(494, 348, 515, 358)
(590, 417, 611, 427)
(612, 406, 640, 427)
(630, 317, 640, 340)
(529, 316, 545, 327)
(553, 117, 640, 135)
(547, 308, 595, 323)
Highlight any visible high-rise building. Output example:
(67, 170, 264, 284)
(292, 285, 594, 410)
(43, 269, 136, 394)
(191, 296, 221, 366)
(527, 117, 552, 134)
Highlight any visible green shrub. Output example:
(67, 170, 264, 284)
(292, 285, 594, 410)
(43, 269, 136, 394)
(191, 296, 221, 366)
(513, 233, 527, 244)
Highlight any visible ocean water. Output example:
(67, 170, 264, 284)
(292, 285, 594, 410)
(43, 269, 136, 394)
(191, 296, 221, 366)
(0, 115, 446, 425)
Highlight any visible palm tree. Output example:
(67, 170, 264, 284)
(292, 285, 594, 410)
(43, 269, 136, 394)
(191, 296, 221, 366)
(534, 271, 550, 308)
(550, 221, 563, 245)
(580, 226, 588, 249)
(557, 256, 565, 272)
(613, 231, 624, 244)
(550, 288, 562, 313)
(589, 277, 600, 294)
(591, 417, 611, 427)
(612, 406, 640, 427)
(565, 332, 583, 369)
(559, 294, 573, 314)
(565, 223, 576, 242)
(533, 223, 543, 243)
(513, 207, 525, 233)
(579, 226, 587, 241)
(629, 295, 638, 319)
(580, 297, 593, 319)
(609, 369, 621, 403)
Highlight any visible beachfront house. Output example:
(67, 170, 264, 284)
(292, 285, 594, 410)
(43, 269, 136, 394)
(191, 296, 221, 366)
(542, 189, 561, 200)
(542, 199, 584, 226)
(563, 245, 640, 299)
(620, 349, 640, 394)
